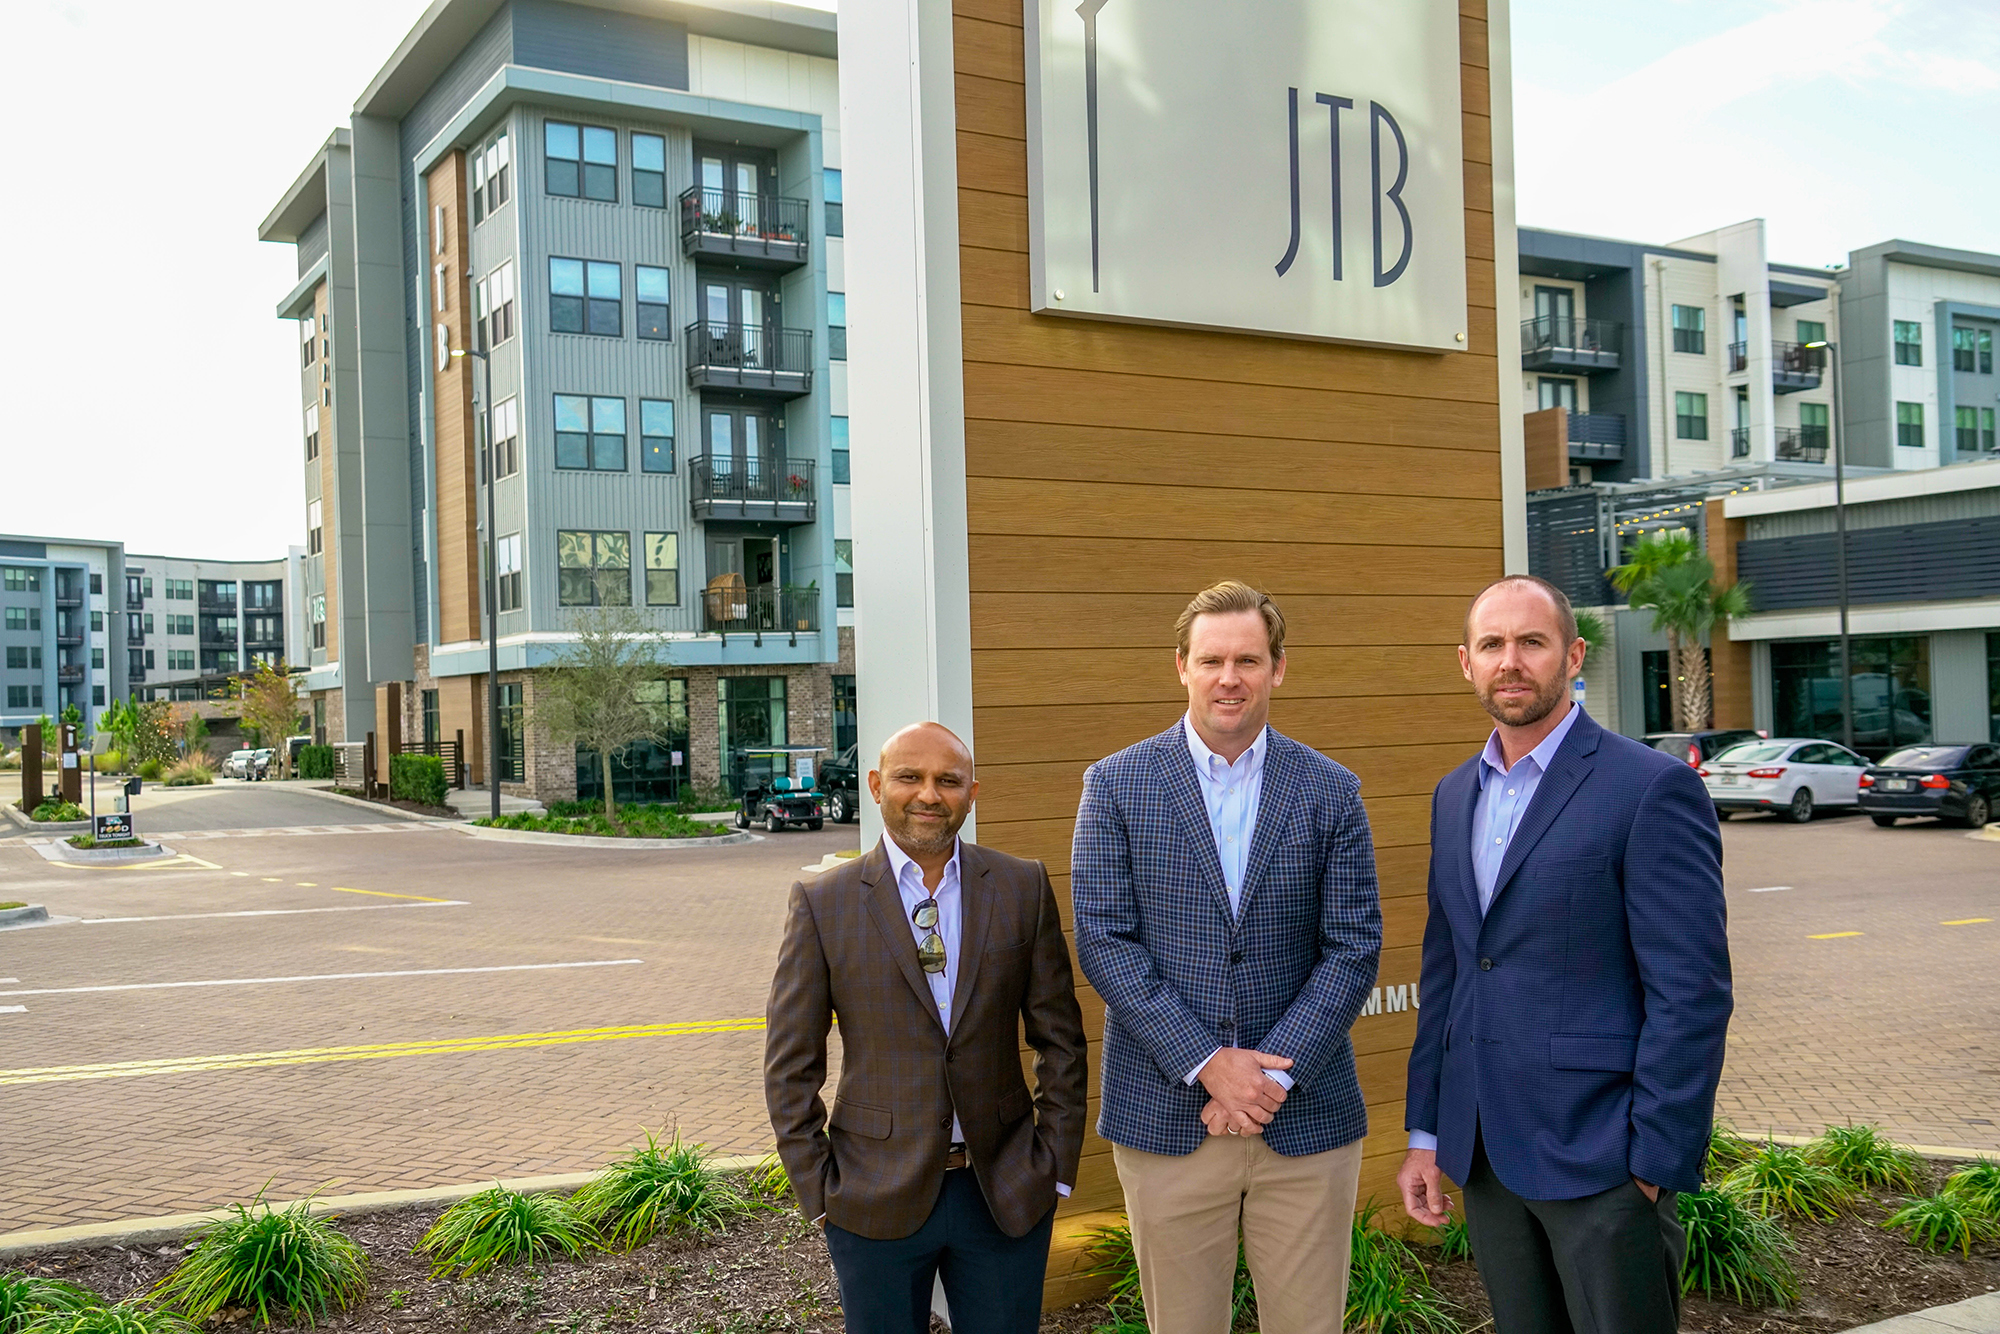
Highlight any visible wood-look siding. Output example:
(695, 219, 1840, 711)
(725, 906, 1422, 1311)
(1706, 500, 1753, 731)
(428, 154, 480, 646)
(949, 0, 1503, 1308)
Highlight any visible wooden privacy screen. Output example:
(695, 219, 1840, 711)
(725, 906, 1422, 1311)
(946, 0, 1506, 1307)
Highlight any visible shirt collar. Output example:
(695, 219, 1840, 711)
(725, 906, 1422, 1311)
(880, 831, 961, 898)
(1183, 713, 1267, 779)
(1480, 701, 1584, 783)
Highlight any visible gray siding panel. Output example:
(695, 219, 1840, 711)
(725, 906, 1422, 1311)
(513, 0, 688, 90)
(1746, 486, 2000, 539)
(297, 212, 330, 278)
(1738, 516, 2000, 610)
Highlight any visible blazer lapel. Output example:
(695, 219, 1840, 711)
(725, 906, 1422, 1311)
(1234, 730, 1292, 922)
(947, 844, 995, 1032)
(861, 845, 948, 1034)
(1445, 758, 1484, 923)
(1485, 713, 1601, 914)
(1158, 728, 1238, 928)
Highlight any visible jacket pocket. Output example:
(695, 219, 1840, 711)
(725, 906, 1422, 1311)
(830, 1099, 893, 1140)
(1549, 1034, 1639, 1072)
(996, 1086, 1033, 1125)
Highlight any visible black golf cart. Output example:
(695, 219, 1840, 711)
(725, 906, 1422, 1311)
(733, 746, 829, 832)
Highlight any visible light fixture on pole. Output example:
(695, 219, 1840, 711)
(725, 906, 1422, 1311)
(1803, 338, 1853, 752)
(450, 345, 502, 821)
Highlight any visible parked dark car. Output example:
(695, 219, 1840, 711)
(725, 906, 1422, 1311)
(1643, 728, 1764, 768)
(821, 744, 861, 824)
(1858, 743, 2000, 828)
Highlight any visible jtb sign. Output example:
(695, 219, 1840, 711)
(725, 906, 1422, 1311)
(1024, 0, 1468, 351)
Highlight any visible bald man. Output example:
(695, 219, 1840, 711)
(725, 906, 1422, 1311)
(765, 723, 1088, 1334)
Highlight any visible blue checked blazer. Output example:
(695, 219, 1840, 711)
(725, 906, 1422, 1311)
(1072, 723, 1383, 1158)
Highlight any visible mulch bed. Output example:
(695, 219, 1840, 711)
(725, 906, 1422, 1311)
(326, 788, 461, 821)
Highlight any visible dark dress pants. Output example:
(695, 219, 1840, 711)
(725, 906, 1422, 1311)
(1462, 1130, 1685, 1334)
(824, 1167, 1056, 1334)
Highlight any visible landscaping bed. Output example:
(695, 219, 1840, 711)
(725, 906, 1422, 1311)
(475, 802, 719, 840)
(326, 787, 461, 820)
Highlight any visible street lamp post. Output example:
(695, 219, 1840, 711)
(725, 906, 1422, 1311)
(450, 345, 502, 821)
(1805, 339, 1853, 752)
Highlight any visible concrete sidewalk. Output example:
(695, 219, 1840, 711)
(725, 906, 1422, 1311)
(1843, 1293, 2000, 1333)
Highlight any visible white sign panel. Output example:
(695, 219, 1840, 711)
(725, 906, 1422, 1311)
(1024, 0, 1469, 350)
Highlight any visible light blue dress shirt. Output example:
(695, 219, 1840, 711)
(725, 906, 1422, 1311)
(1409, 703, 1582, 1153)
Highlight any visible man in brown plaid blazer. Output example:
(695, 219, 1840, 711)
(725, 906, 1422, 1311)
(765, 722, 1089, 1334)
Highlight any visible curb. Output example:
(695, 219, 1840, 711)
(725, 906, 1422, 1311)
(456, 823, 758, 850)
(1839, 1290, 2000, 1332)
(0, 1155, 773, 1258)
(29, 841, 175, 865)
(0, 904, 50, 928)
(289, 784, 468, 825)
(3, 807, 90, 834)
(1753, 1130, 1995, 1162)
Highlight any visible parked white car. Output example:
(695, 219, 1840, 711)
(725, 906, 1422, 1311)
(1702, 738, 1870, 822)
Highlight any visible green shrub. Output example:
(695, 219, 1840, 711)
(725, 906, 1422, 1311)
(1808, 1124, 1927, 1194)
(1883, 1193, 1998, 1257)
(388, 754, 447, 807)
(136, 759, 164, 782)
(1720, 1143, 1855, 1221)
(19, 1309, 199, 1334)
(149, 1193, 367, 1325)
(1678, 1186, 1799, 1307)
(163, 758, 213, 787)
(1941, 1158, 2000, 1219)
(571, 1131, 756, 1251)
(30, 799, 87, 822)
(1707, 1122, 1757, 1176)
(295, 746, 335, 781)
(0, 1273, 97, 1334)
(88, 752, 123, 774)
(472, 803, 712, 839)
(418, 1187, 593, 1279)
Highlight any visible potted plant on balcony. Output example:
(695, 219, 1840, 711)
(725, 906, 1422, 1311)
(786, 472, 811, 500)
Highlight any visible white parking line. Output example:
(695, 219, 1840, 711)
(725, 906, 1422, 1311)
(1746, 886, 1794, 893)
(0, 1006, 24, 1014)
(81, 902, 470, 925)
(0, 959, 643, 998)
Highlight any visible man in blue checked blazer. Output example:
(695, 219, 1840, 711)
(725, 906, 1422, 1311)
(1073, 581, 1382, 1334)
(1400, 575, 1732, 1334)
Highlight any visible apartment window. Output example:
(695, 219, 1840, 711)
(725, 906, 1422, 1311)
(550, 258, 621, 336)
(1985, 407, 1998, 453)
(169, 649, 196, 672)
(1984, 329, 1996, 375)
(828, 292, 847, 361)
(421, 689, 440, 747)
(203, 650, 238, 674)
(1896, 401, 1925, 448)
(310, 595, 326, 649)
(831, 415, 850, 485)
(142, 612, 154, 633)
(91, 647, 105, 670)
(554, 395, 627, 471)
(3, 566, 39, 593)
(834, 539, 853, 608)
(90, 573, 103, 595)
(169, 614, 194, 636)
(497, 533, 522, 612)
(246, 615, 282, 642)
(1957, 406, 1980, 453)
(308, 499, 324, 556)
(1894, 320, 1923, 366)
(1954, 327, 1978, 372)
(142, 577, 152, 598)
(632, 133, 666, 208)
(167, 579, 192, 600)
(5, 647, 40, 670)
(1675, 392, 1708, 440)
(4, 608, 37, 631)
(203, 615, 237, 640)
(492, 397, 520, 478)
(557, 530, 631, 607)
(90, 609, 103, 632)
(1672, 304, 1706, 354)
(304, 405, 320, 460)
(1796, 319, 1825, 347)
(643, 532, 680, 606)
(639, 399, 675, 473)
(473, 132, 511, 221)
(477, 261, 516, 349)
(93, 685, 105, 706)
(1537, 378, 1578, 411)
(301, 316, 318, 366)
(824, 168, 843, 237)
(636, 266, 671, 340)
(7, 686, 42, 709)
(1800, 401, 1829, 450)
(545, 121, 616, 201)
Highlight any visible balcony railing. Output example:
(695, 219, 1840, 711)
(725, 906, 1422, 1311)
(1731, 426, 1751, 459)
(677, 187, 810, 270)
(128, 666, 146, 683)
(1565, 411, 1626, 462)
(54, 586, 83, 609)
(701, 581, 821, 638)
(199, 594, 237, 611)
(1521, 316, 1622, 374)
(684, 321, 813, 398)
(1772, 340, 1823, 393)
(56, 664, 84, 684)
(688, 455, 818, 524)
(1776, 425, 1829, 464)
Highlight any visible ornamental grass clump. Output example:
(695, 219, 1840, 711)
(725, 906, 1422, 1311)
(1883, 1193, 1999, 1257)
(1720, 1143, 1856, 1222)
(19, 1308, 199, 1334)
(418, 1187, 594, 1279)
(1426, 1215, 1474, 1264)
(1706, 1122, 1757, 1176)
(1808, 1124, 1927, 1194)
(0, 1274, 96, 1334)
(570, 1131, 757, 1251)
(1677, 1186, 1800, 1308)
(148, 1192, 367, 1326)
(1941, 1158, 2000, 1220)
(1343, 1205, 1462, 1334)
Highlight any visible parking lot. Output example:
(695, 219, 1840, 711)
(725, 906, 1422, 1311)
(0, 784, 1994, 1234)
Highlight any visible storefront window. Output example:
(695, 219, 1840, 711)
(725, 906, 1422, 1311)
(833, 674, 857, 755)
(1770, 636, 1932, 759)
(1988, 632, 2000, 742)
(576, 679, 690, 804)
(719, 675, 788, 793)
(497, 683, 525, 782)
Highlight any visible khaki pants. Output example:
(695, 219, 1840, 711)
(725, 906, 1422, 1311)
(1113, 1135, 1363, 1334)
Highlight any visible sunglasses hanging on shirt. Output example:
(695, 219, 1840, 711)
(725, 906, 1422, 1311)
(912, 897, 946, 973)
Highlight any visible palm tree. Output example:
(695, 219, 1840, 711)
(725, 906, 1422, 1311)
(1609, 530, 1753, 731)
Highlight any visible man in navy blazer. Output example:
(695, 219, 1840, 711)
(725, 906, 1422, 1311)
(1075, 582, 1382, 1334)
(1399, 574, 1732, 1333)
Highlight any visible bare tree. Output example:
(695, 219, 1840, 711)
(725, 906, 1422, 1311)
(530, 606, 673, 824)
(233, 660, 305, 777)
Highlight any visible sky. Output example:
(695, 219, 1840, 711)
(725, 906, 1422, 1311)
(0, 0, 1993, 560)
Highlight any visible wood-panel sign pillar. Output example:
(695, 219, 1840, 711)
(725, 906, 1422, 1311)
(841, 0, 1520, 1307)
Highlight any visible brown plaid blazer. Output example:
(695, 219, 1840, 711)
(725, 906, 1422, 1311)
(764, 839, 1089, 1240)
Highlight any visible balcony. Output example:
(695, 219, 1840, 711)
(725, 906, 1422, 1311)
(55, 622, 83, 647)
(689, 455, 818, 524)
(200, 632, 237, 649)
(1776, 426, 1830, 464)
(678, 187, 810, 270)
(684, 321, 812, 398)
(1521, 316, 1622, 375)
(1731, 427, 1751, 459)
(54, 585, 83, 609)
(128, 666, 146, 684)
(56, 664, 84, 685)
(199, 594, 237, 612)
(1565, 411, 1626, 462)
(700, 581, 821, 639)
(1727, 341, 1824, 393)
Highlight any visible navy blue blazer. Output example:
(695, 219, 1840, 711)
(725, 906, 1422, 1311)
(1405, 708, 1732, 1198)
(1074, 725, 1383, 1158)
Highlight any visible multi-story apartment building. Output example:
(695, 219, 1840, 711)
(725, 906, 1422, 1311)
(258, 0, 852, 801)
(122, 551, 308, 702)
(0, 534, 124, 745)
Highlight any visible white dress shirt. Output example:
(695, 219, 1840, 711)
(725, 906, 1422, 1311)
(1180, 716, 1292, 1092)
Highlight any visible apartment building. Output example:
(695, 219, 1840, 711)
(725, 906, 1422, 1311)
(0, 534, 124, 745)
(123, 551, 308, 702)
(258, 0, 855, 801)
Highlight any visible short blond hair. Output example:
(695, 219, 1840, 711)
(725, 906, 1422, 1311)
(1175, 581, 1286, 661)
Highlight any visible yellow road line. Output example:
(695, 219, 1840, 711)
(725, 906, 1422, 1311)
(1942, 918, 1992, 926)
(50, 853, 219, 873)
(330, 886, 453, 903)
(0, 1019, 768, 1087)
(1808, 931, 1863, 939)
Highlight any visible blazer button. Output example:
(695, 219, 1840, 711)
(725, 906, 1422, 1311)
(939, 1116, 952, 1129)
(947, 1050, 957, 1063)
(1229, 950, 1244, 964)
(1479, 958, 1494, 971)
